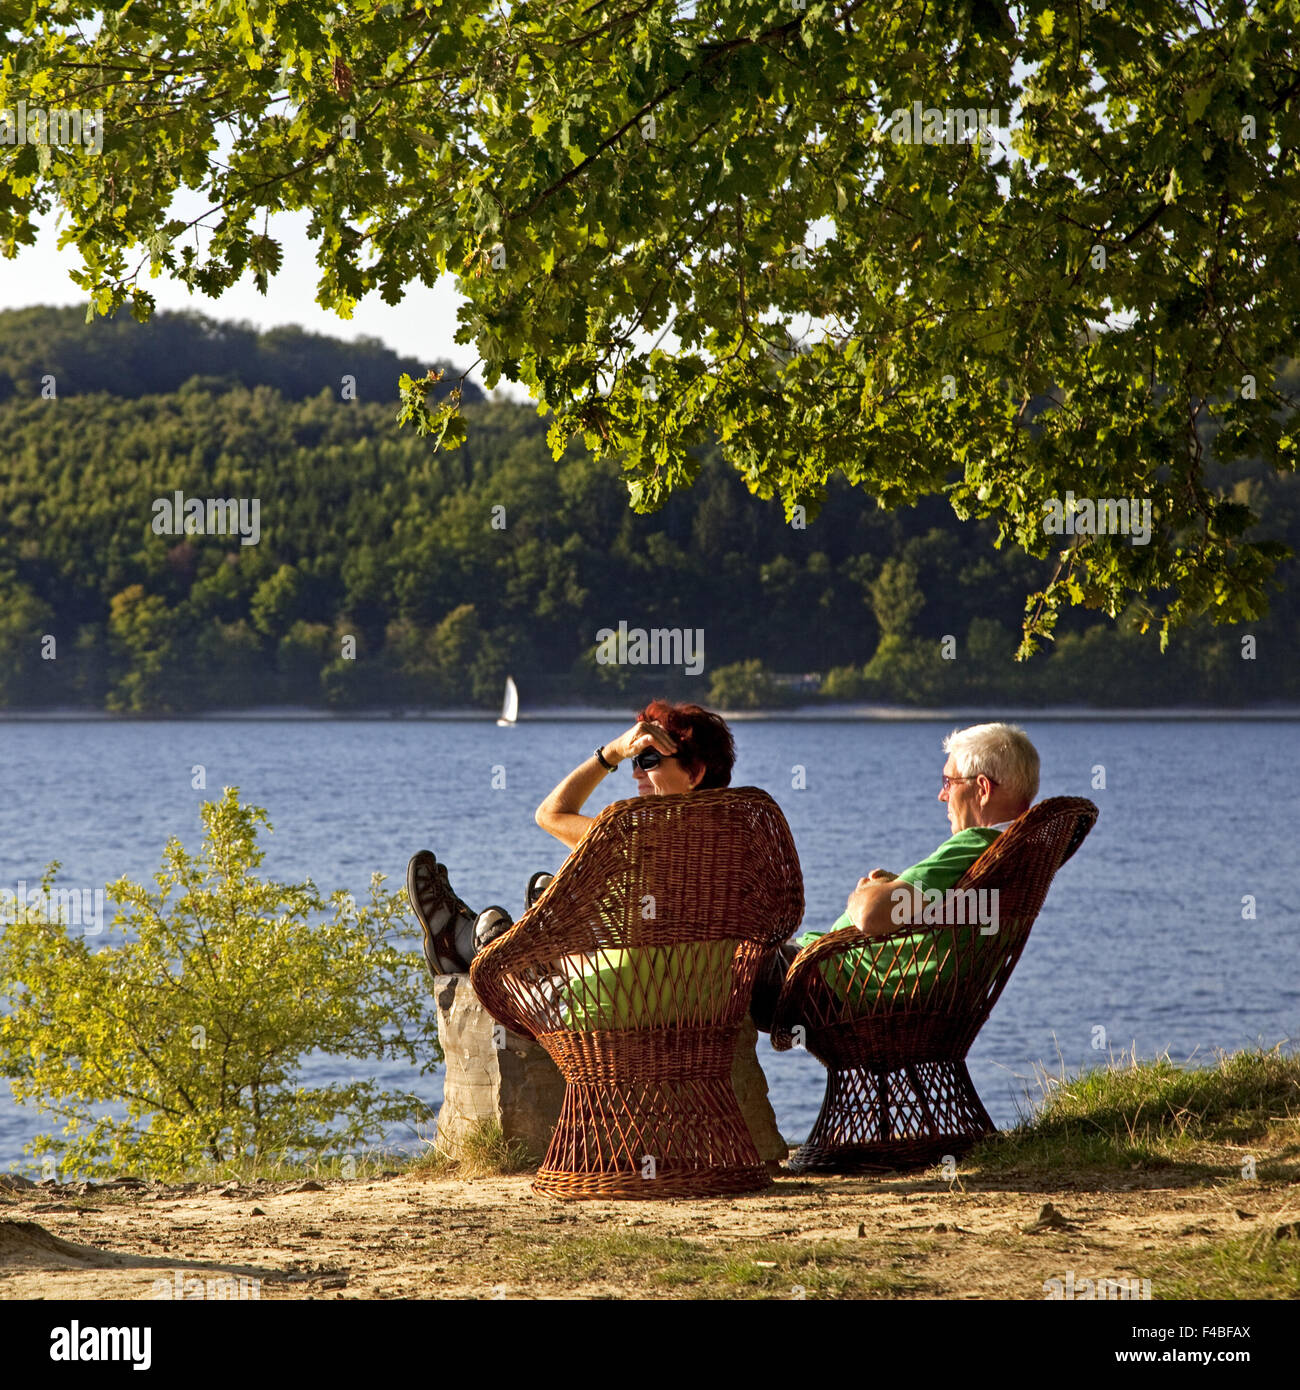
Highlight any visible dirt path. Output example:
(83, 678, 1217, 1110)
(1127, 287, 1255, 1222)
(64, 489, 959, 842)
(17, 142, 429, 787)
(3, 1164, 1293, 1300)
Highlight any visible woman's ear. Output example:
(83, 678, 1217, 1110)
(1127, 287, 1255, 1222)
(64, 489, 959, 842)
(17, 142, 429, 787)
(688, 762, 706, 790)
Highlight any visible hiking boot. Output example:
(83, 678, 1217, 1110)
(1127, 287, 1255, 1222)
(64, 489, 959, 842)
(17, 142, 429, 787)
(525, 870, 555, 910)
(406, 851, 476, 977)
(472, 906, 514, 955)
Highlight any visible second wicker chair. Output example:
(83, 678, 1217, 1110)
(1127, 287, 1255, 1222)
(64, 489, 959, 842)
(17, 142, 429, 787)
(771, 796, 1098, 1173)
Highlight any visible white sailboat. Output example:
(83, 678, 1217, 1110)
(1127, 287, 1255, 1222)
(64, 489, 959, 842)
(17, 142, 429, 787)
(496, 675, 519, 726)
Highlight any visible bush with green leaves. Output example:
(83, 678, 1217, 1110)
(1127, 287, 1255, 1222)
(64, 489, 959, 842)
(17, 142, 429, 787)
(0, 788, 440, 1179)
(707, 659, 795, 711)
(820, 664, 870, 701)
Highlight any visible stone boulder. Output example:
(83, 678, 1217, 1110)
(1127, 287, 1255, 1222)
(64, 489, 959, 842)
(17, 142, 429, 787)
(432, 973, 567, 1163)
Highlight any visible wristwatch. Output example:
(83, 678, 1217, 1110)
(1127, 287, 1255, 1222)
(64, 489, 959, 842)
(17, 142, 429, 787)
(594, 745, 616, 771)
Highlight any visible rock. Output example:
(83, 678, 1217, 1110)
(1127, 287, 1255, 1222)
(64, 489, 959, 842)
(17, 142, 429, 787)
(432, 973, 567, 1163)
(292, 1180, 325, 1193)
(0, 1175, 37, 1192)
(731, 1017, 787, 1163)
(250, 1207, 266, 1216)
(1023, 1202, 1080, 1234)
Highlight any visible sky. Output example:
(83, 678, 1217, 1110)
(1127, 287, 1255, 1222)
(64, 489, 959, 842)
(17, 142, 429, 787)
(1, 203, 536, 402)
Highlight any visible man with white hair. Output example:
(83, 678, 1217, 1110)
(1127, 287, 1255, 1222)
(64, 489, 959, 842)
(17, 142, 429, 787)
(750, 722, 1041, 1028)
(838, 721, 1040, 938)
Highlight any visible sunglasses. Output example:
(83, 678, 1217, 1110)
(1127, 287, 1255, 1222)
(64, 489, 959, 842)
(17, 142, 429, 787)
(632, 748, 683, 772)
(941, 773, 998, 791)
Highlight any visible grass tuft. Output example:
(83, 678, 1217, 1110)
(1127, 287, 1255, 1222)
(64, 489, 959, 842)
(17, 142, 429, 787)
(968, 1044, 1300, 1177)
(412, 1119, 538, 1179)
(492, 1231, 936, 1299)
(1151, 1230, 1300, 1300)
(174, 1149, 403, 1185)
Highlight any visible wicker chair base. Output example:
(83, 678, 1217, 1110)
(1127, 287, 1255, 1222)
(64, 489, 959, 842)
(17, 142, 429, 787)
(788, 1060, 995, 1174)
(533, 1164, 772, 1201)
(786, 1131, 990, 1174)
(532, 1066, 770, 1201)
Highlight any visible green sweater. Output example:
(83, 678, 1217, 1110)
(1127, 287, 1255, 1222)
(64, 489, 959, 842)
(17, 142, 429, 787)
(795, 825, 1003, 1007)
(796, 825, 1003, 949)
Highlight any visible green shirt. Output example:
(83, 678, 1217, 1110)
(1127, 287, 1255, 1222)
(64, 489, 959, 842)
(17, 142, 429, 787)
(894, 824, 1004, 893)
(796, 826, 1003, 1006)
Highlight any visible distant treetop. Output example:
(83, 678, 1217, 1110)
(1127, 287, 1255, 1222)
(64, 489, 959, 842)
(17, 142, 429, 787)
(0, 305, 479, 405)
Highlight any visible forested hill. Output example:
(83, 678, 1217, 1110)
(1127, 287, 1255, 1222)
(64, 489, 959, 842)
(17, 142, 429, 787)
(0, 305, 478, 404)
(0, 309, 1295, 712)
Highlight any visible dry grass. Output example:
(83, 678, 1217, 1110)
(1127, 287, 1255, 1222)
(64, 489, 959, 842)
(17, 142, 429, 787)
(969, 1044, 1300, 1179)
(411, 1120, 539, 1179)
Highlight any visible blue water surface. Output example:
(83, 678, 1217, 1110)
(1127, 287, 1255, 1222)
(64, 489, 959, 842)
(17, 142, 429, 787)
(1, 716, 1295, 1170)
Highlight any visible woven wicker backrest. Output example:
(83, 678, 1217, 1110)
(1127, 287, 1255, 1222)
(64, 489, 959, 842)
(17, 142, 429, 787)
(771, 796, 1098, 1060)
(471, 787, 805, 1039)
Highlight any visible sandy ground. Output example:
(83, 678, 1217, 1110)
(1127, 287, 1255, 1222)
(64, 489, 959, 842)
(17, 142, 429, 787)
(2, 1163, 1293, 1300)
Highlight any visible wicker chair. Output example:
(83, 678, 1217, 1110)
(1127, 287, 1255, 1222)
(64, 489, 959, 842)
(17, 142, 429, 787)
(469, 787, 804, 1200)
(771, 796, 1098, 1173)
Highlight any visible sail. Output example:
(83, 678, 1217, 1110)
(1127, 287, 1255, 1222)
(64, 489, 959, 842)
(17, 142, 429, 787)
(499, 676, 519, 724)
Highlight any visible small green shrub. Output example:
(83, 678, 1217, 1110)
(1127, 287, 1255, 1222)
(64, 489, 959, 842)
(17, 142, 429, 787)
(0, 787, 440, 1179)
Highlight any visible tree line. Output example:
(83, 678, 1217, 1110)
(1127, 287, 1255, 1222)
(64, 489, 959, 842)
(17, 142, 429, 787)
(0, 305, 477, 405)
(0, 308, 1295, 712)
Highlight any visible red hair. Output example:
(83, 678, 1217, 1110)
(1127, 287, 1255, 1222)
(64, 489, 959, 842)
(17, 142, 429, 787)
(636, 700, 736, 790)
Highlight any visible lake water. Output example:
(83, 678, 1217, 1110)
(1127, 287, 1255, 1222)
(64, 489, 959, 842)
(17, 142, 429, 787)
(1, 716, 1296, 1172)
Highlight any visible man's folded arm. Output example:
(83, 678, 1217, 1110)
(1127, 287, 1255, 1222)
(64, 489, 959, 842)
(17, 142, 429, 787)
(846, 876, 927, 937)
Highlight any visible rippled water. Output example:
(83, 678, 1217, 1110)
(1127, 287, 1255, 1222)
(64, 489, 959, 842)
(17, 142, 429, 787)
(1, 715, 1296, 1171)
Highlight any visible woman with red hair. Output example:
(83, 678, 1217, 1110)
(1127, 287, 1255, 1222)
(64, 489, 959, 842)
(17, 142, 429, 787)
(534, 698, 736, 849)
(407, 701, 736, 975)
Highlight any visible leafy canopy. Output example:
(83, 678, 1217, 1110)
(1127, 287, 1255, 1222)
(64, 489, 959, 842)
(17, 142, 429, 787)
(3, 1, 1298, 648)
(0, 788, 439, 1179)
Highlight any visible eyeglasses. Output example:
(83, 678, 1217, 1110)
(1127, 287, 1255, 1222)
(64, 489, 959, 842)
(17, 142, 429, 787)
(941, 773, 998, 791)
(633, 748, 682, 772)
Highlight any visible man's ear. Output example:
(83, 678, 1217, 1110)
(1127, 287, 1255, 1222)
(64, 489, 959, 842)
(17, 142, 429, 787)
(688, 763, 706, 790)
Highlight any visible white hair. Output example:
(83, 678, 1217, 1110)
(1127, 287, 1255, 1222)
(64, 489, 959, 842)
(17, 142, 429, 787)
(943, 723, 1040, 805)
